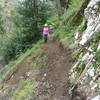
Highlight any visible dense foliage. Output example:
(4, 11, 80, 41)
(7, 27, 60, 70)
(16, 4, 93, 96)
(0, 0, 52, 62)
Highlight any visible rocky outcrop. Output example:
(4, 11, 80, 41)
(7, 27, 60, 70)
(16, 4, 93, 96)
(70, 0, 100, 99)
(80, 0, 100, 45)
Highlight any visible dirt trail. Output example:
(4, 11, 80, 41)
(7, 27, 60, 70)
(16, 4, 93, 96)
(34, 40, 76, 100)
(2, 39, 76, 100)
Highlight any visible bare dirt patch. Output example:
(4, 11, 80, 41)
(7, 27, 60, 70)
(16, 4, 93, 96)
(34, 40, 76, 100)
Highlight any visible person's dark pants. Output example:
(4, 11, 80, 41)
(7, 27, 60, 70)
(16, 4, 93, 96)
(44, 34, 48, 43)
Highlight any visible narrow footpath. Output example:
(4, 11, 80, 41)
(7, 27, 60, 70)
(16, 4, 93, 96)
(34, 40, 75, 100)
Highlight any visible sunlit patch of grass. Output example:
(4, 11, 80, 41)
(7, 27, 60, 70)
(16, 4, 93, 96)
(34, 48, 45, 56)
(30, 50, 48, 70)
(30, 62, 38, 70)
(11, 80, 37, 100)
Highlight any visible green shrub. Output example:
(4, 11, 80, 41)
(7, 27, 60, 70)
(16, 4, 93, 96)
(93, 50, 100, 68)
(0, 40, 43, 81)
(11, 80, 36, 100)
(0, 0, 52, 62)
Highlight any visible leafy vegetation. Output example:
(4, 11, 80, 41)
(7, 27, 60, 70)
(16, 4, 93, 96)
(0, 40, 43, 81)
(11, 80, 36, 100)
(93, 50, 100, 68)
(30, 48, 47, 70)
(47, 0, 86, 49)
(0, 0, 52, 62)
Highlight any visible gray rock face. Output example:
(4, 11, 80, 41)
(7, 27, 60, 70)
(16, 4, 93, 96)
(70, 0, 100, 98)
(91, 95, 100, 100)
(80, 0, 100, 45)
(79, 0, 100, 89)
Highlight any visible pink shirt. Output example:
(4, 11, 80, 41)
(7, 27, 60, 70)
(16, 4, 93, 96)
(43, 27, 49, 35)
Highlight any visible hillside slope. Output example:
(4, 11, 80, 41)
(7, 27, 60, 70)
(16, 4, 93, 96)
(0, 39, 75, 100)
(0, 0, 100, 100)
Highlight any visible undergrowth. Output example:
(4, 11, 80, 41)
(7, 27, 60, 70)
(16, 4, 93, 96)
(47, 0, 85, 48)
(11, 80, 36, 100)
(30, 48, 47, 70)
(0, 40, 43, 82)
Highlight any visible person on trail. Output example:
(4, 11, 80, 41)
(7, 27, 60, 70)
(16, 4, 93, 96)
(43, 24, 49, 43)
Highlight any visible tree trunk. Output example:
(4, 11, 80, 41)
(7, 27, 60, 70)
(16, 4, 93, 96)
(55, 0, 62, 17)
(33, 0, 38, 29)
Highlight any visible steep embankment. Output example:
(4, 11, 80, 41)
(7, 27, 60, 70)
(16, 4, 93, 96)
(0, 39, 75, 100)
(69, 0, 100, 99)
